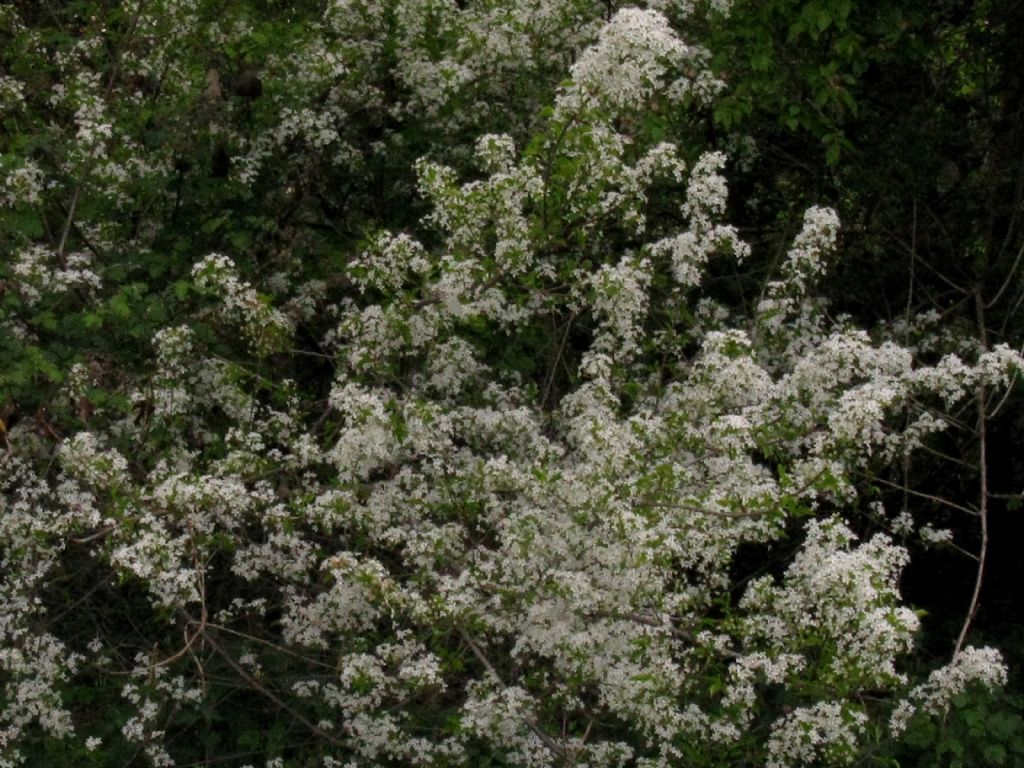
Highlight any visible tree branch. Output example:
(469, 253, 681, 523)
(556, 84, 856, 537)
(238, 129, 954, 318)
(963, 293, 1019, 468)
(182, 610, 344, 748)
(459, 629, 573, 764)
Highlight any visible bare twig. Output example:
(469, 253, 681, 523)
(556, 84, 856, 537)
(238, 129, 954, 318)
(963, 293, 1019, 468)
(632, 500, 766, 519)
(985, 242, 1024, 310)
(542, 312, 576, 409)
(954, 290, 991, 658)
(71, 524, 116, 544)
(200, 621, 335, 670)
(56, 187, 81, 259)
(183, 610, 344, 748)
(953, 380, 988, 658)
(861, 473, 979, 518)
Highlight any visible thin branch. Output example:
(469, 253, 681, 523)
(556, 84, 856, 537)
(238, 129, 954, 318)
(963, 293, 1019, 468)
(617, 610, 741, 657)
(632, 500, 766, 519)
(288, 347, 335, 360)
(125, 549, 208, 674)
(953, 381, 988, 658)
(541, 312, 575, 409)
(459, 629, 572, 764)
(940, 539, 982, 563)
(986, 363, 1021, 420)
(914, 442, 978, 471)
(909, 245, 970, 297)
(38, 578, 106, 630)
(905, 198, 916, 330)
(954, 292, 991, 658)
(907, 398, 976, 435)
(985, 242, 1024, 310)
(56, 187, 81, 259)
(201, 621, 336, 670)
(858, 472, 979, 517)
(56, 1, 146, 261)
(71, 524, 116, 544)
(414, 270, 504, 310)
(177, 749, 267, 768)
(183, 610, 345, 748)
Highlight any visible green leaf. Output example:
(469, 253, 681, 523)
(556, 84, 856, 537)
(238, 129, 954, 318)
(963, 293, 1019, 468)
(82, 312, 104, 330)
(751, 52, 771, 72)
(228, 229, 253, 251)
(3, 210, 45, 238)
(817, 8, 832, 32)
(825, 140, 841, 166)
(33, 311, 58, 331)
(110, 292, 132, 319)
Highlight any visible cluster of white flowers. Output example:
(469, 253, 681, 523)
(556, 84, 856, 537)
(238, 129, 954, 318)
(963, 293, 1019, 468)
(784, 205, 841, 287)
(766, 701, 868, 768)
(890, 646, 1008, 736)
(649, 151, 749, 287)
(192, 253, 294, 355)
(0, 74, 26, 111)
(1, 2, 1020, 766)
(119, 665, 201, 768)
(9, 246, 102, 306)
(418, 141, 543, 278)
(0, 452, 89, 765)
(68, 71, 114, 162)
(0, 159, 44, 208)
(462, 683, 554, 768)
(911, 342, 1023, 405)
(585, 254, 652, 358)
(918, 524, 954, 545)
(350, 232, 432, 294)
(59, 432, 129, 489)
(755, 206, 842, 356)
(741, 519, 920, 689)
(560, 8, 696, 113)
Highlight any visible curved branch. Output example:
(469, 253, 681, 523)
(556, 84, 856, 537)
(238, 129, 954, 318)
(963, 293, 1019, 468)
(953, 379, 989, 659)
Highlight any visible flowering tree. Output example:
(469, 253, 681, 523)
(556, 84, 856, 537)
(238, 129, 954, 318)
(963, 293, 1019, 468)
(0, 1, 1018, 766)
